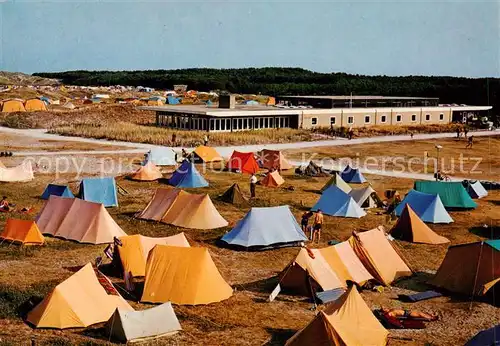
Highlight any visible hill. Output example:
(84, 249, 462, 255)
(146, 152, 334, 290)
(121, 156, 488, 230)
(0, 71, 60, 86)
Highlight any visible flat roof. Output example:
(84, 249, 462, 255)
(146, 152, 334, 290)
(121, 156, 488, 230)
(278, 95, 438, 100)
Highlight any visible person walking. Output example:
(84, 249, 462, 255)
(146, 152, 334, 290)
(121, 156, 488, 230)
(466, 135, 474, 149)
(250, 173, 257, 198)
(203, 134, 209, 146)
(312, 210, 324, 244)
(171, 133, 177, 146)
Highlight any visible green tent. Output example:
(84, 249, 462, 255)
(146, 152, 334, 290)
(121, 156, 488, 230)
(414, 181, 477, 209)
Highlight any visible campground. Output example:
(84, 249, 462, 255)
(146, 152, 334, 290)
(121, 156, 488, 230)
(0, 147, 500, 345)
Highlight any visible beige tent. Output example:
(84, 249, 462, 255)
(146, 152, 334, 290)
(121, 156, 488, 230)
(280, 243, 373, 296)
(128, 161, 163, 181)
(348, 185, 379, 208)
(136, 188, 228, 230)
(321, 173, 352, 193)
(26, 263, 133, 329)
(1, 99, 26, 113)
(24, 98, 47, 112)
(0, 161, 34, 182)
(260, 170, 285, 188)
(62, 102, 76, 109)
(286, 286, 388, 346)
(116, 233, 190, 278)
(349, 227, 412, 286)
(259, 149, 293, 170)
(37, 195, 127, 244)
(141, 245, 233, 305)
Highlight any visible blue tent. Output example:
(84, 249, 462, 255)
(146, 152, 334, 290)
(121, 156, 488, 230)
(221, 206, 307, 249)
(340, 165, 367, 183)
(41, 184, 74, 200)
(465, 325, 500, 346)
(40, 96, 51, 105)
(395, 190, 453, 224)
(144, 148, 176, 166)
(311, 185, 366, 218)
(245, 100, 259, 106)
(206, 100, 213, 106)
(79, 177, 119, 207)
(168, 160, 209, 188)
(167, 96, 180, 105)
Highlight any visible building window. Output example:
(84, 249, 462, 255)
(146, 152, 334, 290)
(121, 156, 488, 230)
(364, 115, 370, 123)
(439, 113, 444, 121)
(396, 114, 402, 122)
(347, 116, 354, 124)
(330, 117, 336, 125)
(411, 114, 417, 122)
(425, 114, 430, 121)
(380, 115, 387, 123)
(210, 119, 215, 131)
(311, 117, 318, 125)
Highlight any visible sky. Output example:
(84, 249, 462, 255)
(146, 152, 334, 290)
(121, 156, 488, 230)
(0, 0, 498, 77)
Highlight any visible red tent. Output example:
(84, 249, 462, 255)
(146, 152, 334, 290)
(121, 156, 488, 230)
(226, 151, 259, 174)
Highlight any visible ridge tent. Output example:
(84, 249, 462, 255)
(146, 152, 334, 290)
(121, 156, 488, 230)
(279, 242, 374, 296)
(311, 185, 366, 218)
(414, 181, 477, 209)
(295, 161, 329, 177)
(37, 196, 127, 244)
(168, 159, 209, 188)
(321, 173, 352, 193)
(258, 149, 293, 170)
(167, 95, 180, 105)
(79, 177, 119, 207)
(40, 96, 51, 105)
(1, 99, 26, 113)
(136, 188, 228, 229)
(226, 151, 259, 174)
(463, 180, 488, 199)
(219, 183, 249, 206)
(285, 285, 388, 346)
(394, 190, 453, 224)
(41, 184, 74, 200)
(431, 240, 500, 297)
(260, 170, 285, 188)
(390, 205, 450, 244)
(141, 245, 233, 305)
(26, 263, 133, 329)
(116, 233, 190, 278)
(221, 206, 307, 250)
(349, 227, 412, 286)
(128, 161, 163, 181)
(340, 165, 367, 183)
(144, 148, 176, 166)
(348, 185, 380, 208)
(24, 98, 47, 112)
(0, 161, 34, 182)
(192, 145, 223, 163)
(62, 102, 76, 109)
(106, 303, 181, 343)
(465, 325, 500, 346)
(0, 219, 44, 245)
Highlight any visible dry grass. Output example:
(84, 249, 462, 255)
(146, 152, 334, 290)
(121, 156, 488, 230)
(314, 123, 465, 137)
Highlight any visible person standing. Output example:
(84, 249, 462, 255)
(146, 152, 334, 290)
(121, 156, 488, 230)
(466, 135, 474, 149)
(203, 134, 209, 146)
(250, 173, 257, 198)
(301, 211, 313, 239)
(464, 127, 469, 139)
(312, 210, 324, 244)
(171, 133, 177, 146)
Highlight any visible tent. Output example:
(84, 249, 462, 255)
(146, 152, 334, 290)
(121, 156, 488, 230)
(0, 161, 34, 182)
(463, 180, 488, 199)
(0, 160, 4, 168)
(62, 102, 76, 110)
(414, 181, 477, 209)
(26, 263, 133, 329)
(0, 219, 44, 245)
(136, 188, 228, 229)
(116, 233, 190, 278)
(106, 303, 181, 343)
(144, 148, 176, 166)
(395, 190, 454, 224)
(168, 159, 209, 188)
(348, 185, 380, 208)
(465, 325, 500, 346)
(260, 171, 285, 188)
(40, 96, 51, 105)
(279, 242, 374, 296)
(258, 149, 293, 170)
(41, 184, 74, 200)
(221, 206, 307, 250)
(340, 165, 367, 183)
(285, 286, 388, 346)
(147, 99, 163, 106)
(226, 151, 259, 174)
(24, 98, 47, 112)
(390, 205, 450, 244)
(349, 227, 412, 286)
(192, 145, 223, 163)
(167, 95, 180, 105)
(128, 161, 163, 181)
(1, 99, 26, 113)
(79, 177, 119, 207)
(311, 185, 366, 218)
(37, 196, 127, 244)
(219, 183, 249, 206)
(431, 240, 500, 296)
(141, 245, 233, 305)
(321, 173, 351, 194)
(295, 161, 329, 177)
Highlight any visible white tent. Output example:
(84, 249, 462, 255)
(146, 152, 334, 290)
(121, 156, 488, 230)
(0, 161, 34, 182)
(349, 186, 378, 208)
(144, 148, 176, 166)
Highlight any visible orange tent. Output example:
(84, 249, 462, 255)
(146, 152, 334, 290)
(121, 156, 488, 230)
(0, 219, 44, 245)
(226, 151, 259, 174)
(1, 99, 26, 113)
(192, 145, 223, 163)
(259, 149, 293, 170)
(24, 98, 47, 112)
(260, 171, 285, 188)
(390, 205, 450, 244)
(128, 161, 163, 181)
(267, 97, 276, 106)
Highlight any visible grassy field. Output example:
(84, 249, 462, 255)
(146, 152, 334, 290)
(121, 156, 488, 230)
(0, 159, 499, 345)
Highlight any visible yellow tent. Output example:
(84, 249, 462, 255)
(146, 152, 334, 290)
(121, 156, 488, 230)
(26, 263, 133, 329)
(349, 227, 412, 286)
(1, 99, 26, 113)
(141, 245, 233, 305)
(117, 233, 190, 278)
(128, 161, 163, 181)
(37, 195, 127, 244)
(0, 219, 44, 245)
(147, 99, 163, 106)
(260, 171, 285, 188)
(136, 188, 228, 230)
(286, 286, 388, 346)
(267, 96, 276, 106)
(0, 161, 34, 182)
(192, 145, 223, 163)
(24, 98, 47, 112)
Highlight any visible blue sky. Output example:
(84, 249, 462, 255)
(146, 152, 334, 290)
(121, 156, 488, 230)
(1, 1, 498, 77)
